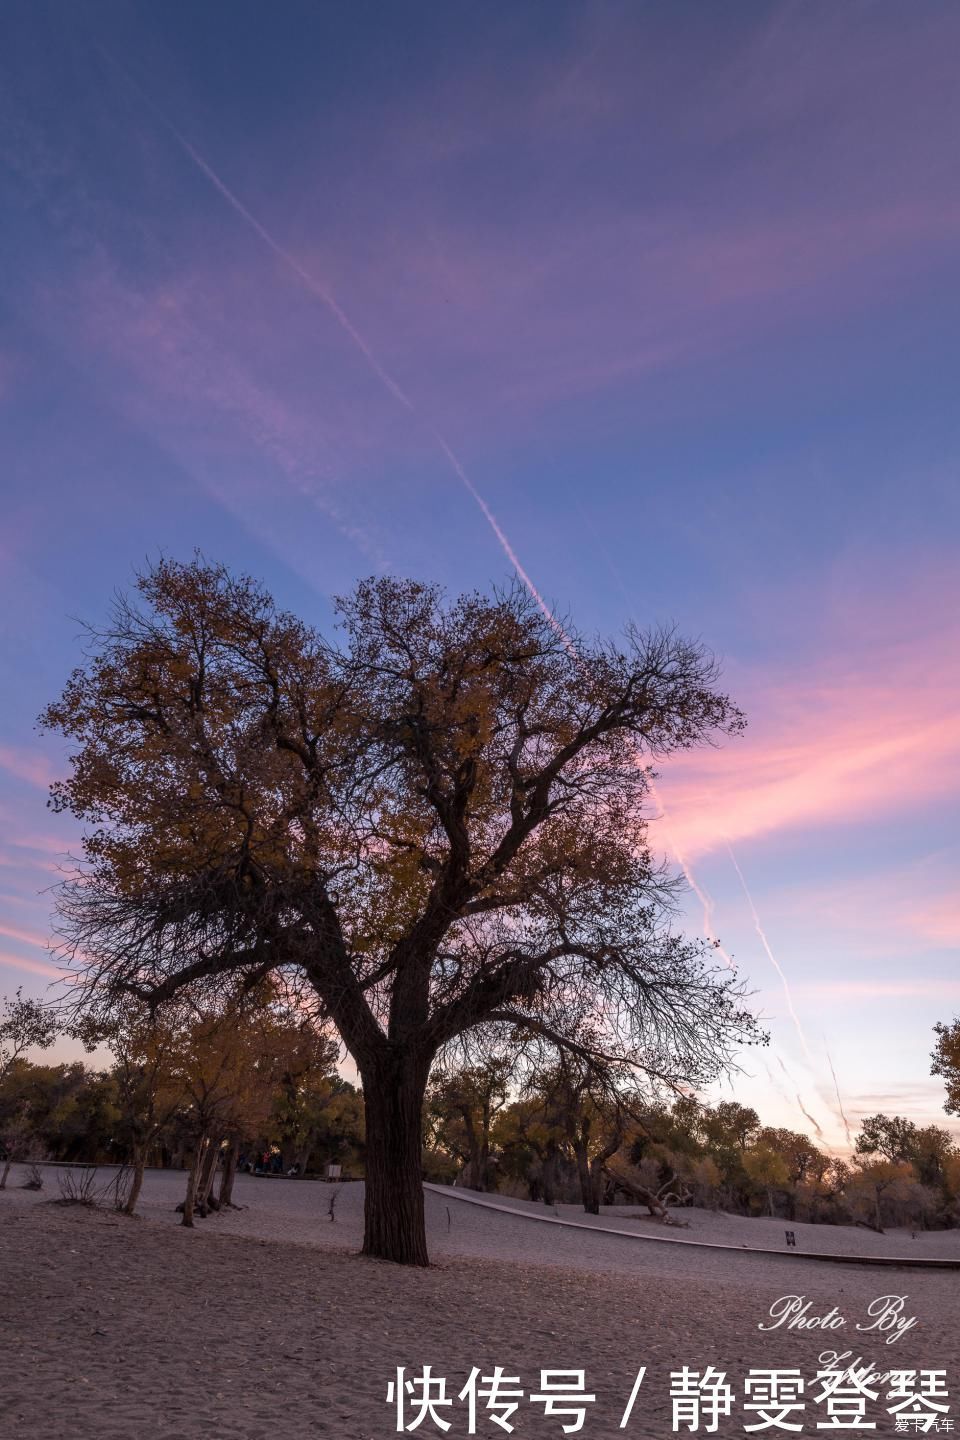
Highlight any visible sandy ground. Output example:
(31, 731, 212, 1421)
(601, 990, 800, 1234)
(429, 1185, 960, 1262)
(1, 1166, 958, 1439)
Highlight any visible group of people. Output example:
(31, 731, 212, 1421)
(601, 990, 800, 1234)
(239, 1152, 302, 1178)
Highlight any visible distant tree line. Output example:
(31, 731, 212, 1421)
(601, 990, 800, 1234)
(0, 983, 363, 1222)
(3, 990, 960, 1233)
(423, 1041, 960, 1232)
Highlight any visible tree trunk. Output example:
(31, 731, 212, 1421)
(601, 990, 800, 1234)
(460, 1108, 482, 1190)
(588, 1158, 606, 1215)
(295, 1134, 315, 1177)
(541, 1146, 559, 1208)
(197, 1135, 221, 1213)
(181, 1138, 205, 1228)
(573, 1141, 599, 1215)
(476, 1096, 495, 1192)
(218, 1136, 240, 1208)
(360, 1048, 431, 1265)
(124, 1148, 146, 1216)
(0, 1159, 11, 1190)
(603, 1159, 670, 1219)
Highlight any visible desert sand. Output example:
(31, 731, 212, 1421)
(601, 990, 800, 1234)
(1, 1166, 958, 1439)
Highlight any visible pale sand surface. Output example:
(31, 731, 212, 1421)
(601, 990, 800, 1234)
(14, 1163, 958, 1265)
(2, 1167, 958, 1439)
(430, 1185, 960, 1262)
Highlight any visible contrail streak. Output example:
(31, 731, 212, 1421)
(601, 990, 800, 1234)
(796, 1094, 825, 1141)
(776, 1054, 830, 1143)
(761, 1058, 794, 1111)
(105, 53, 413, 414)
(166, 137, 416, 412)
(431, 432, 573, 650)
(726, 841, 812, 1061)
(104, 53, 564, 635)
(826, 1048, 854, 1147)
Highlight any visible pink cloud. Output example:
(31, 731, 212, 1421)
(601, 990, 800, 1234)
(0, 851, 62, 876)
(0, 950, 61, 982)
(0, 921, 52, 951)
(905, 895, 960, 949)
(657, 564, 960, 859)
(303, 194, 960, 443)
(793, 980, 960, 1001)
(288, 8, 960, 437)
(5, 830, 71, 856)
(0, 814, 79, 878)
(661, 702, 958, 858)
(754, 850, 959, 962)
(0, 745, 60, 790)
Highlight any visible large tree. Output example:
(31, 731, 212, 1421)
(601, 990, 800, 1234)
(74, 1000, 188, 1215)
(42, 559, 759, 1263)
(427, 1058, 511, 1192)
(541, 1057, 628, 1216)
(854, 1113, 921, 1165)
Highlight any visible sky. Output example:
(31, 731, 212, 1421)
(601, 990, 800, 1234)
(1, 0, 958, 1152)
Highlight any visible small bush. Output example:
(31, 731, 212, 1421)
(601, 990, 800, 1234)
(57, 1167, 100, 1206)
(20, 1162, 44, 1191)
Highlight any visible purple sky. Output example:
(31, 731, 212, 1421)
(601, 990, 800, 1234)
(2, 1, 959, 1149)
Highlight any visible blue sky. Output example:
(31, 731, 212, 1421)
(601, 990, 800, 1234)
(2, 1, 959, 1148)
